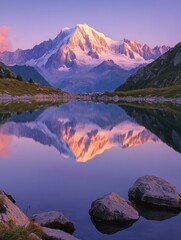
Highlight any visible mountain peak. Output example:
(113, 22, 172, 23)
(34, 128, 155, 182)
(100, 59, 116, 66)
(76, 23, 91, 29)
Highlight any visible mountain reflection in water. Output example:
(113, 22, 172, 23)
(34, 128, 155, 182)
(0, 102, 160, 162)
(121, 104, 181, 154)
(0, 101, 181, 240)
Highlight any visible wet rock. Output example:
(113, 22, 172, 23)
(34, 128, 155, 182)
(43, 227, 79, 240)
(128, 175, 181, 209)
(89, 192, 139, 222)
(91, 216, 135, 234)
(135, 203, 180, 221)
(32, 211, 75, 234)
(0, 190, 29, 226)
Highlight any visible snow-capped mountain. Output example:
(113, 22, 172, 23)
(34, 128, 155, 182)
(0, 24, 170, 93)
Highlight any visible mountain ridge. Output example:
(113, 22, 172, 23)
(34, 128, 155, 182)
(116, 42, 181, 91)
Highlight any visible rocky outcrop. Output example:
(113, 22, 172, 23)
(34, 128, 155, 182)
(0, 190, 29, 227)
(89, 192, 139, 222)
(42, 227, 79, 240)
(32, 211, 75, 234)
(128, 175, 181, 209)
(0, 190, 78, 240)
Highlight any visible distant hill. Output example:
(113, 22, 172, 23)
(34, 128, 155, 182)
(0, 77, 64, 97)
(116, 42, 181, 91)
(9, 65, 50, 86)
(0, 62, 16, 79)
(88, 60, 138, 92)
(0, 63, 67, 98)
(58, 60, 140, 93)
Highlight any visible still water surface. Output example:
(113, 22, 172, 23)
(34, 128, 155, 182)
(0, 101, 181, 239)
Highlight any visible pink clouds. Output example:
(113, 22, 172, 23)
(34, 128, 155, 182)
(0, 26, 12, 52)
(0, 134, 12, 158)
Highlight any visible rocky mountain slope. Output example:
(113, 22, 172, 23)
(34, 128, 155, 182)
(116, 42, 181, 91)
(0, 24, 169, 93)
(0, 62, 16, 79)
(9, 65, 50, 86)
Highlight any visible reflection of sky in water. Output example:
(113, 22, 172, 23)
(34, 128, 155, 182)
(0, 101, 181, 240)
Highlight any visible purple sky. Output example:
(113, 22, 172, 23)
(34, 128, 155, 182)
(1, 0, 181, 51)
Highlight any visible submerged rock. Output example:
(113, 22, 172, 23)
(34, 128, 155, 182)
(32, 211, 75, 234)
(0, 190, 29, 227)
(89, 192, 139, 222)
(91, 216, 135, 234)
(135, 203, 180, 221)
(128, 175, 181, 209)
(43, 227, 79, 240)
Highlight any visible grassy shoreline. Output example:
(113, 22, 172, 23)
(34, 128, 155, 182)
(0, 78, 181, 107)
(110, 85, 181, 98)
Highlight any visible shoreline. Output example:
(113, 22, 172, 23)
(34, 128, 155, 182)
(0, 93, 181, 105)
(0, 93, 72, 103)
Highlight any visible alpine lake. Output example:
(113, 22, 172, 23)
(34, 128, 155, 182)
(0, 100, 181, 240)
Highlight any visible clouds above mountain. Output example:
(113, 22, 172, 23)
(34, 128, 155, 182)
(0, 26, 12, 52)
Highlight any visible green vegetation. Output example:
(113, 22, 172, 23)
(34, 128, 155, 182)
(117, 101, 181, 116)
(28, 78, 33, 83)
(107, 84, 181, 98)
(0, 63, 68, 98)
(116, 42, 181, 91)
(0, 101, 66, 115)
(16, 75, 23, 81)
(0, 222, 45, 240)
(0, 62, 16, 80)
(0, 78, 66, 96)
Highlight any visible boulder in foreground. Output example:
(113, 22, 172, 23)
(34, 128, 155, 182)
(89, 192, 139, 222)
(32, 211, 75, 234)
(128, 175, 181, 209)
(0, 190, 29, 227)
